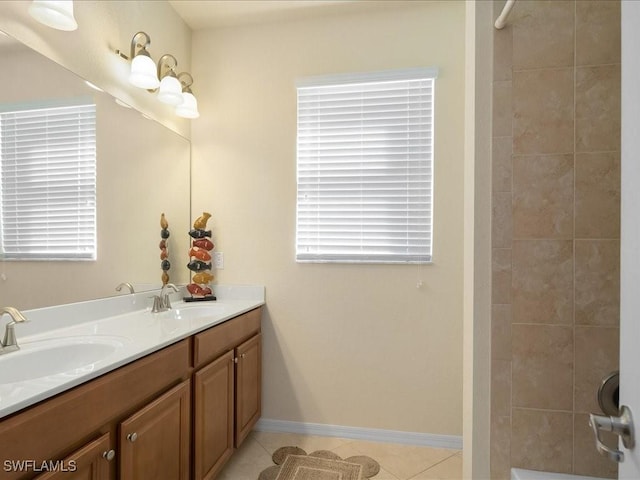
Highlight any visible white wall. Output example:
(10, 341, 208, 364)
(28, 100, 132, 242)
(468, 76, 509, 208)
(191, 1, 465, 435)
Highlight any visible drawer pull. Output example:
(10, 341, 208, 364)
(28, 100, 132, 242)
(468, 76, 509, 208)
(240, 353, 246, 359)
(103, 449, 116, 461)
(233, 357, 238, 364)
(127, 432, 138, 443)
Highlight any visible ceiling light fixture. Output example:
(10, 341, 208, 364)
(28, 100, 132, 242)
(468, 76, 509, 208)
(28, 0, 78, 31)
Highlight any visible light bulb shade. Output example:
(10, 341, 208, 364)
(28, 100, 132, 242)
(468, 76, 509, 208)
(176, 92, 200, 119)
(28, 1, 78, 31)
(157, 75, 184, 106)
(129, 54, 159, 89)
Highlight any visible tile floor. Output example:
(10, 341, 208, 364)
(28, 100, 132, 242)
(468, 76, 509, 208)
(218, 431, 463, 480)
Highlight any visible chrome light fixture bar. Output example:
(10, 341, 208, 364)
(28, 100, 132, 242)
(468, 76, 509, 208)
(28, 0, 78, 31)
(117, 32, 198, 119)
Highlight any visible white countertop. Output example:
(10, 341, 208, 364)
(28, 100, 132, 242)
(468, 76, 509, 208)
(0, 285, 265, 419)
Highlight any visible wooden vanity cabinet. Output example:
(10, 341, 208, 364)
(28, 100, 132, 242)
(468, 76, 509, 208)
(235, 333, 262, 448)
(193, 350, 235, 480)
(119, 379, 191, 480)
(0, 306, 263, 480)
(0, 339, 190, 480)
(34, 433, 112, 480)
(192, 307, 263, 480)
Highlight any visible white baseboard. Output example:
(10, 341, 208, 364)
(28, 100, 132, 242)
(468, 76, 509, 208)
(255, 418, 463, 450)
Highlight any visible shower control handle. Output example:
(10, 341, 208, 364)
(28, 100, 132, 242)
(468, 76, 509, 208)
(589, 405, 635, 463)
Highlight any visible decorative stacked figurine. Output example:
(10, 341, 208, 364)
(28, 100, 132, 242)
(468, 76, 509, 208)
(185, 212, 216, 301)
(160, 213, 171, 285)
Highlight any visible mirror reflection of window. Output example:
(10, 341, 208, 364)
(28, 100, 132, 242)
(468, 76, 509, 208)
(0, 100, 97, 260)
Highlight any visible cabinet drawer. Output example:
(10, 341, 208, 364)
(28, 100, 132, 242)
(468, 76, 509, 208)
(193, 307, 261, 368)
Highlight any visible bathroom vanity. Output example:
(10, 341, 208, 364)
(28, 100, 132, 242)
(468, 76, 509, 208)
(0, 286, 264, 480)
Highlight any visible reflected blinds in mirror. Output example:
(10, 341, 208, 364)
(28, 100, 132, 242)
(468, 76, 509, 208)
(0, 102, 97, 260)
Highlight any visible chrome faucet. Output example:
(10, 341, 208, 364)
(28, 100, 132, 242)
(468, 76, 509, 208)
(160, 284, 179, 310)
(0, 307, 28, 355)
(115, 282, 135, 294)
(150, 284, 180, 313)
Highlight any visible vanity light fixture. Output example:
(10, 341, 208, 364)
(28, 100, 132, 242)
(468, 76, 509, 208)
(28, 0, 78, 31)
(175, 73, 200, 119)
(117, 32, 199, 119)
(157, 55, 184, 106)
(128, 32, 160, 90)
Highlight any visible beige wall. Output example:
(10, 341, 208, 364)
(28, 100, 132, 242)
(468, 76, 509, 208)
(191, 2, 465, 435)
(490, 1, 621, 478)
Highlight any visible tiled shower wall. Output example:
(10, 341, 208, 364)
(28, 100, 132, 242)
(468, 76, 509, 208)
(490, 1, 621, 478)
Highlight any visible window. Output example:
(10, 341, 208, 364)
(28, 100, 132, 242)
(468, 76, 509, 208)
(296, 68, 436, 263)
(0, 101, 97, 260)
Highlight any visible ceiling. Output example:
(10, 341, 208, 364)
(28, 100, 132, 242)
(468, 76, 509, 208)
(168, 0, 413, 30)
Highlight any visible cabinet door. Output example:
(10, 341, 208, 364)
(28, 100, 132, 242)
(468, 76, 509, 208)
(193, 350, 235, 480)
(235, 333, 262, 447)
(119, 379, 190, 480)
(34, 433, 112, 480)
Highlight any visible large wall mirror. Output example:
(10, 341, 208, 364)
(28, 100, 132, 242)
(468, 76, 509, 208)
(0, 33, 191, 310)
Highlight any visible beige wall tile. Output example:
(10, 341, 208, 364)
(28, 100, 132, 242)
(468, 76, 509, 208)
(575, 0, 621, 66)
(575, 65, 621, 153)
(492, 248, 512, 305)
(493, 25, 512, 81)
(575, 152, 621, 239)
(493, 81, 513, 137)
(574, 326, 619, 414)
(574, 413, 618, 478)
(511, 0, 574, 70)
(492, 192, 513, 248)
(512, 240, 573, 324)
(492, 304, 512, 360)
(512, 324, 573, 410)
(513, 68, 574, 155)
(492, 359, 511, 417)
(492, 136, 512, 193)
(491, 415, 511, 480)
(511, 408, 573, 473)
(512, 154, 574, 238)
(575, 240, 620, 326)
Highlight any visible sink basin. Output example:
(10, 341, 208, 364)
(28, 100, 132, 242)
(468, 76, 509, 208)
(0, 336, 129, 384)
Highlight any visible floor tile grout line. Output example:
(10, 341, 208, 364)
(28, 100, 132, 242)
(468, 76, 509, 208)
(405, 451, 462, 480)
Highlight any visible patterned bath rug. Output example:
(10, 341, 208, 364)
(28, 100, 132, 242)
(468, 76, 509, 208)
(258, 446, 380, 480)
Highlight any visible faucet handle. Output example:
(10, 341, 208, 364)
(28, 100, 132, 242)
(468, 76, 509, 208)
(2, 322, 18, 350)
(162, 294, 173, 310)
(148, 295, 164, 313)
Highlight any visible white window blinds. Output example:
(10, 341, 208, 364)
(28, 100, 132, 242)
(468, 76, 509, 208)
(296, 68, 436, 263)
(0, 102, 97, 260)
